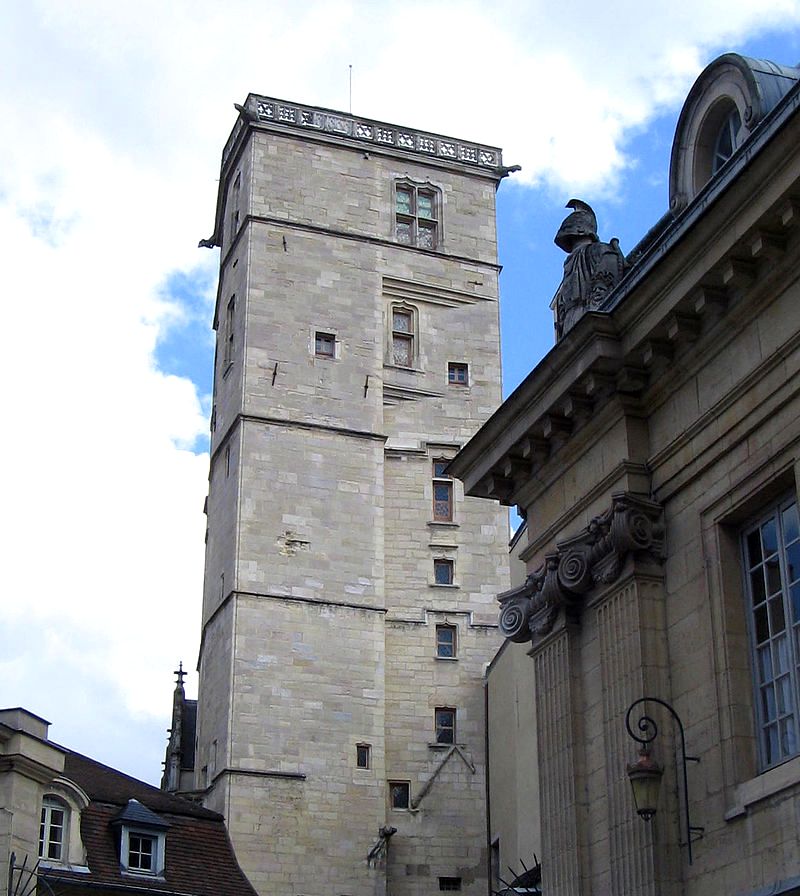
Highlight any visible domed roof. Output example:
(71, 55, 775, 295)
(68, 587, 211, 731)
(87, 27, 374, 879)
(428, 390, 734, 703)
(669, 53, 800, 212)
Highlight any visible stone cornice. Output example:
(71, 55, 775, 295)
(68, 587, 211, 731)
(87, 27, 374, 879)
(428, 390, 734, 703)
(227, 95, 504, 175)
(497, 492, 664, 646)
(449, 102, 800, 511)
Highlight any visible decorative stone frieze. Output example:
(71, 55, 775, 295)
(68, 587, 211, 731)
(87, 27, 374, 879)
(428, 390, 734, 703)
(498, 493, 664, 644)
(244, 95, 503, 171)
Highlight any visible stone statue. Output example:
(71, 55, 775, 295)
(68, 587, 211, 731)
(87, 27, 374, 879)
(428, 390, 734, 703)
(551, 200, 626, 340)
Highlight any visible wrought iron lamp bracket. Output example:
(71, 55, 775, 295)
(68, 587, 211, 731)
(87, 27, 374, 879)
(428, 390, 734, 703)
(624, 696, 705, 865)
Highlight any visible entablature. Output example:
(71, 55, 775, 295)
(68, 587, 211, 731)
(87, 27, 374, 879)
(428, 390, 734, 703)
(450, 111, 800, 513)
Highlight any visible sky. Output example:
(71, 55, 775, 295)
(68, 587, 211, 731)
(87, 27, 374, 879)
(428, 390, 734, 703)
(1, 1, 800, 786)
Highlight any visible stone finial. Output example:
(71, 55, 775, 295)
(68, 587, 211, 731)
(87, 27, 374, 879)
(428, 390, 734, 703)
(551, 200, 626, 340)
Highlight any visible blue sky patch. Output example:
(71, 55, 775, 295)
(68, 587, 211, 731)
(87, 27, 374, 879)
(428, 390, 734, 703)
(155, 266, 216, 400)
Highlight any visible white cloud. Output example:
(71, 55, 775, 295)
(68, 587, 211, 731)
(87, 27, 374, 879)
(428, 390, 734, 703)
(1, 0, 798, 782)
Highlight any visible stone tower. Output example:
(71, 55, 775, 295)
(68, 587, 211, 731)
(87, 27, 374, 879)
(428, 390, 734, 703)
(194, 95, 510, 896)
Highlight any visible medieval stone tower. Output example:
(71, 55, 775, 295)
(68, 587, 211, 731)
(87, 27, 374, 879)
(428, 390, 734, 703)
(193, 95, 510, 896)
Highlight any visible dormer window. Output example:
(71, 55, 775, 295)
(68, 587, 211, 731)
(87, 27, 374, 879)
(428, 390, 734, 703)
(669, 53, 800, 212)
(113, 799, 168, 877)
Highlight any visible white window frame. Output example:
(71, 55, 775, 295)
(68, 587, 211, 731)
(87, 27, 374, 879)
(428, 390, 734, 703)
(742, 496, 800, 769)
(39, 797, 68, 862)
(120, 826, 166, 876)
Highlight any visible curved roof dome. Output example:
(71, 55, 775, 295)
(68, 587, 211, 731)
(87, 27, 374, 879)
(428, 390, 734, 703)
(669, 53, 800, 213)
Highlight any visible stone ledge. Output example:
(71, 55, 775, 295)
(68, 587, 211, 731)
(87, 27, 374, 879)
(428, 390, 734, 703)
(725, 754, 800, 820)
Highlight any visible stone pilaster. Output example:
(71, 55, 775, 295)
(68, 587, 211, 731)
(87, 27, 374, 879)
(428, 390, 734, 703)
(533, 621, 585, 896)
(595, 570, 681, 896)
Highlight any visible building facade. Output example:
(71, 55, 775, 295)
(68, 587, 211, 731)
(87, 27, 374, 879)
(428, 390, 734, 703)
(0, 708, 255, 896)
(192, 98, 511, 896)
(451, 54, 800, 896)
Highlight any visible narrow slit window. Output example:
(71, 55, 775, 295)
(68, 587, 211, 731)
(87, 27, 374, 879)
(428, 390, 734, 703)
(436, 625, 457, 658)
(433, 460, 453, 522)
(356, 743, 371, 768)
(391, 309, 414, 367)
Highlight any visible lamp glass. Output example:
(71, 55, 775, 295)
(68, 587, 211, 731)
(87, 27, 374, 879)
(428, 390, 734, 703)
(627, 750, 663, 821)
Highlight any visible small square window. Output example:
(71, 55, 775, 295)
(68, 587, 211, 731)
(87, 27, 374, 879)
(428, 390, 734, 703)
(448, 363, 468, 386)
(356, 743, 371, 768)
(434, 559, 454, 585)
(436, 625, 457, 658)
(435, 708, 456, 744)
(315, 332, 336, 357)
(389, 781, 410, 809)
(128, 834, 155, 872)
(439, 878, 462, 891)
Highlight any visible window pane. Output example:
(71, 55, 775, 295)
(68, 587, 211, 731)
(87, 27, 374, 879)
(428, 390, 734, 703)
(746, 529, 763, 566)
(758, 644, 772, 682)
(433, 461, 449, 478)
(393, 334, 412, 367)
(392, 311, 412, 333)
(751, 569, 766, 606)
(396, 189, 412, 215)
(766, 558, 783, 596)
(434, 483, 453, 520)
(782, 717, 797, 756)
(437, 627, 455, 657)
(769, 597, 786, 634)
(775, 635, 789, 673)
(396, 221, 412, 243)
(418, 222, 436, 249)
(418, 193, 434, 219)
(434, 560, 453, 585)
(390, 782, 410, 809)
(762, 518, 778, 556)
(755, 604, 769, 643)
(435, 709, 455, 744)
(784, 503, 800, 545)
(766, 723, 779, 765)
(786, 542, 800, 584)
(792, 583, 800, 624)
(762, 684, 777, 722)
(777, 674, 792, 714)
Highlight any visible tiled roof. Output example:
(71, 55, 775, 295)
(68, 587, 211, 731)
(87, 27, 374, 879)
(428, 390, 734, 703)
(63, 752, 217, 819)
(40, 752, 257, 896)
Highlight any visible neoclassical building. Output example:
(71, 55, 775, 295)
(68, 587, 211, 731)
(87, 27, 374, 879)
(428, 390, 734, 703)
(187, 99, 512, 896)
(451, 54, 800, 896)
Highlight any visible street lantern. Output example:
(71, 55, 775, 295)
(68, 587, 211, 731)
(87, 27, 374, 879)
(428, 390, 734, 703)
(626, 745, 663, 821)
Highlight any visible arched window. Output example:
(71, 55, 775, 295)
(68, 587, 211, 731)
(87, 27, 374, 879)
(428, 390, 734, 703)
(711, 106, 742, 175)
(39, 797, 69, 862)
